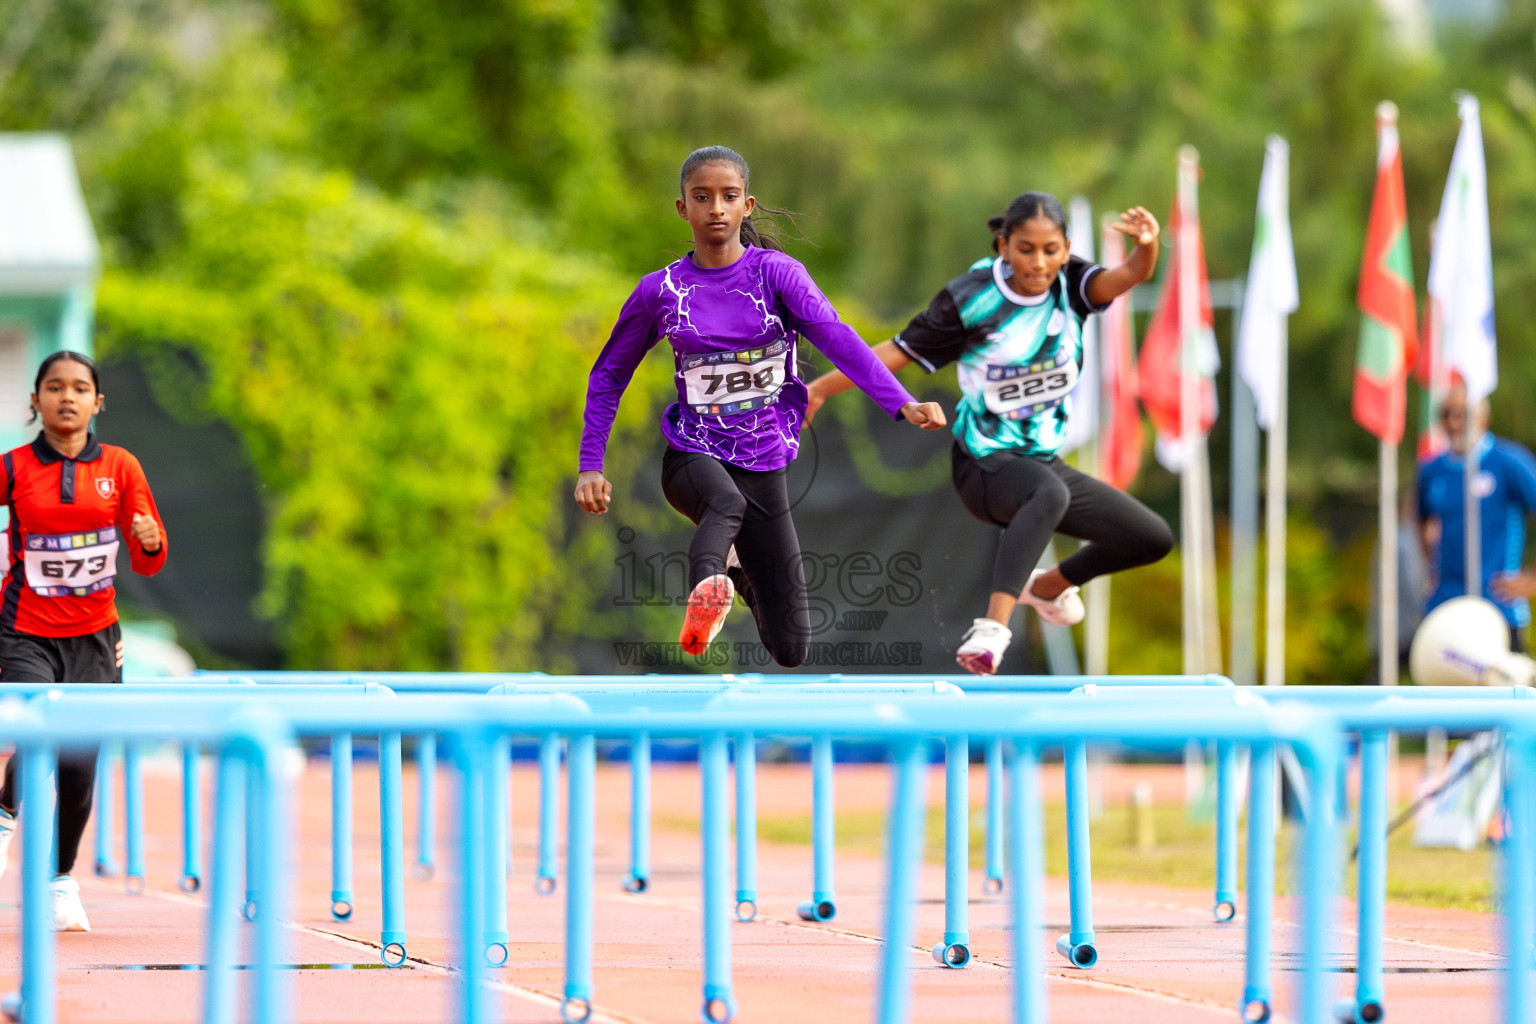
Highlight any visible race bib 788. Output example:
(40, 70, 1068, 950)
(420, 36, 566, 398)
(680, 339, 790, 416)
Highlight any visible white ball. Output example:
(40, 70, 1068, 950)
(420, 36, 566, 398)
(1409, 596, 1512, 686)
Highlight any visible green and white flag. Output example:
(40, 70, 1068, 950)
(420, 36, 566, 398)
(1237, 136, 1299, 431)
(1429, 93, 1496, 405)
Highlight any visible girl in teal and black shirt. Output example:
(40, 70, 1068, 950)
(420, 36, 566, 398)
(809, 191, 1172, 674)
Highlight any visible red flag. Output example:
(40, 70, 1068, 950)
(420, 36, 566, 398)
(1137, 195, 1217, 469)
(1352, 109, 1417, 444)
(1098, 225, 1143, 489)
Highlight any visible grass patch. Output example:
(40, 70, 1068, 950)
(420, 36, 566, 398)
(664, 802, 1497, 914)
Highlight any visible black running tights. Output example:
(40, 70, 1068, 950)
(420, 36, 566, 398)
(951, 445, 1174, 597)
(660, 447, 811, 667)
(0, 624, 121, 876)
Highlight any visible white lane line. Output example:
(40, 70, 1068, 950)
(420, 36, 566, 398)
(610, 890, 1264, 1018)
(127, 880, 659, 1024)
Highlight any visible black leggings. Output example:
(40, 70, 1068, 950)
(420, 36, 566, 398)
(661, 447, 811, 667)
(952, 445, 1174, 597)
(0, 623, 121, 876)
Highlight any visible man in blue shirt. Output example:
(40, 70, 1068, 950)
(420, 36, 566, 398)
(1417, 380, 1536, 651)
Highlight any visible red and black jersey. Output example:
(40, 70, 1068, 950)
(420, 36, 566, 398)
(0, 433, 168, 638)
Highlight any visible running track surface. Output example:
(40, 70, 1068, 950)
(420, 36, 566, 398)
(0, 756, 1502, 1023)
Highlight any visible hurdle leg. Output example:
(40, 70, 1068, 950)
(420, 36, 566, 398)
(876, 739, 929, 1024)
(330, 733, 355, 920)
(701, 732, 736, 1023)
(1503, 734, 1534, 1024)
(624, 731, 651, 893)
(415, 732, 437, 881)
(251, 736, 291, 1023)
(181, 743, 203, 892)
(797, 733, 836, 922)
(453, 733, 489, 1024)
(92, 743, 118, 878)
(537, 732, 560, 894)
(563, 733, 596, 1024)
(1214, 740, 1240, 922)
(379, 730, 407, 965)
(124, 742, 146, 893)
(1009, 741, 1047, 1024)
(984, 736, 1004, 895)
(483, 735, 510, 966)
(202, 753, 245, 1024)
(1296, 738, 1340, 1024)
(1057, 739, 1097, 968)
(19, 745, 58, 1024)
(1341, 730, 1387, 1024)
(1242, 742, 1276, 1022)
(932, 733, 971, 967)
(734, 731, 758, 921)
(243, 760, 260, 920)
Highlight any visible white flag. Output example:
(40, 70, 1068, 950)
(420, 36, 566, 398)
(1237, 136, 1299, 431)
(1060, 196, 1099, 453)
(1428, 94, 1497, 404)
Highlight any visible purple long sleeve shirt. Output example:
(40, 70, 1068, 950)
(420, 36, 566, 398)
(580, 246, 916, 473)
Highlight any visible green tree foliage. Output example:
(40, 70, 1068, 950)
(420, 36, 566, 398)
(76, 35, 666, 669)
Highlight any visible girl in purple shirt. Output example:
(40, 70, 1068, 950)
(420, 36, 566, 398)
(576, 147, 944, 664)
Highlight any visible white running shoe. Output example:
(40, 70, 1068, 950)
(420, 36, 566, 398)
(0, 810, 13, 882)
(1019, 569, 1085, 627)
(679, 574, 735, 656)
(50, 876, 91, 932)
(956, 618, 1013, 676)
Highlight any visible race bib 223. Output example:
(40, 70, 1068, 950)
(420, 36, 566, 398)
(981, 348, 1078, 421)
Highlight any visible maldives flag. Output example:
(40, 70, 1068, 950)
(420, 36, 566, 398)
(1098, 222, 1143, 489)
(1353, 104, 1417, 445)
(1137, 195, 1218, 472)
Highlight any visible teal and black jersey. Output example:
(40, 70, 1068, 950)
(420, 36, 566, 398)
(894, 255, 1107, 459)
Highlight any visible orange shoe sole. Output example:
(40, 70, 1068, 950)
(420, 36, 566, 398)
(679, 575, 735, 656)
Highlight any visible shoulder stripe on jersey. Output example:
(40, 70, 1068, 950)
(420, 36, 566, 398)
(1079, 265, 1105, 312)
(892, 335, 937, 374)
(1, 452, 19, 632)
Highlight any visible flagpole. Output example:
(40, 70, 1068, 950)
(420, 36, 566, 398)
(1466, 414, 1480, 600)
(1265, 313, 1288, 688)
(1070, 196, 1109, 677)
(1085, 408, 1110, 676)
(1199, 435, 1224, 673)
(1380, 439, 1399, 688)
(1376, 102, 1401, 691)
(1178, 146, 1204, 675)
(1089, 215, 1131, 677)
(1231, 284, 1259, 687)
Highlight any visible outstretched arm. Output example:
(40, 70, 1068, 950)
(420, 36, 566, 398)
(1086, 206, 1160, 307)
(806, 340, 912, 425)
(773, 257, 943, 430)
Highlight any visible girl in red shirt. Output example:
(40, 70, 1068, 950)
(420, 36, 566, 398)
(0, 351, 168, 931)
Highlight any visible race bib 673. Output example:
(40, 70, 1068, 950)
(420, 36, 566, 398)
(23, 527, 119, 597)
